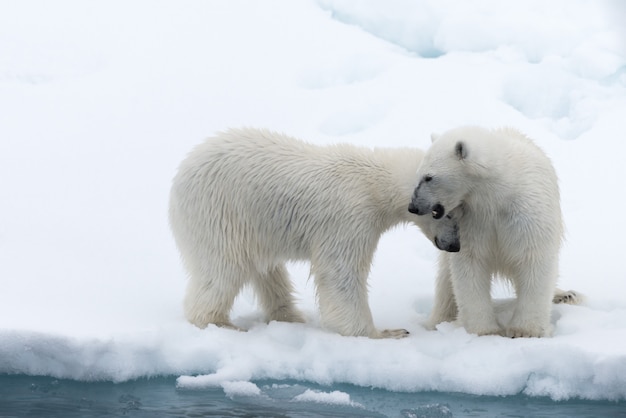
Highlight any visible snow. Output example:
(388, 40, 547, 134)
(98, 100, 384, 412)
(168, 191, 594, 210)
(1, 0, 625, 402)
(293, 389, 360, 407)
(220, 381, 263, 398)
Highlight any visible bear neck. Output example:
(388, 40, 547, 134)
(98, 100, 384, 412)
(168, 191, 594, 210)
(463, 157, 540, 220)
(464, 168, 510, 209)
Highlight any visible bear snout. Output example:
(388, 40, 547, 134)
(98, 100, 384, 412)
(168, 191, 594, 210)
(408, 201, 420, 214)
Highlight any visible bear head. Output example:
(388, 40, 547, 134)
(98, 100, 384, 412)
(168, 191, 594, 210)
(408, 126, 494, 220)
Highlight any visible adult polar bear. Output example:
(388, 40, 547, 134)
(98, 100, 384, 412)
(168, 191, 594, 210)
(409, 126, 579, 338)
(169, 128, 460, 339)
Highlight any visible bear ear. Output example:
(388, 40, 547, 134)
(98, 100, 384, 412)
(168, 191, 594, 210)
(455, 141, 467, 160)
(430, 133, 440, 143)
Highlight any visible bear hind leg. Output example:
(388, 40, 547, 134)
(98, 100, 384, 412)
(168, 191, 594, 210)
(428, 252, 459, 329)
(252, 264, 305, 324)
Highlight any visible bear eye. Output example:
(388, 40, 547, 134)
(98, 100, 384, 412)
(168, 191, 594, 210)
(423, 175, 433, 182)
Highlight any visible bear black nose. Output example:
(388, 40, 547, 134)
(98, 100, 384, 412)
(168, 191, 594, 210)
(435, 237, 461, 253)
(408, 202, 419, 214)
(432, 203, 445, 219)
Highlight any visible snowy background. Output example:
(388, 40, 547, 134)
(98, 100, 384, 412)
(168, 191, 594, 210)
(1, 0, 625, 404)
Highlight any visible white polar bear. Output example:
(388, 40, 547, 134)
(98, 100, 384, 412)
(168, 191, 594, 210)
(409, 126, 579, 338)
(169, 128, 460, 339)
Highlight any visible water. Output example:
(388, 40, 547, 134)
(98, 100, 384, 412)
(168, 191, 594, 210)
(0, 375, 623, 417)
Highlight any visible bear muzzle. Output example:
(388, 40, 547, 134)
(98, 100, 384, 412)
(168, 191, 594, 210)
(435, 236, 460, 253)
(408, 201, 445, 219)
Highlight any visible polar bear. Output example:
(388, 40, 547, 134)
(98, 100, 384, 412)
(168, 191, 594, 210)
(169, 128, 460, 339)
(409, 126, 579, 338)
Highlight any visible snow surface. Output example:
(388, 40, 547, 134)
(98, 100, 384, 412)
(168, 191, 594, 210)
(1, 0, 625, 402)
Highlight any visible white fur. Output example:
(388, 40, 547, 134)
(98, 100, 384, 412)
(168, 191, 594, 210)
(169, 128, 457, 338)
(414, 126, 574, 338)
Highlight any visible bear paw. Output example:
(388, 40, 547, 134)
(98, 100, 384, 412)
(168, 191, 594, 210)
(269, 306, 306, 323)
(504, 327, 544, 338)
(473, 327, 503, 337)
(553, 290, 583, 305)
(376, 328, 410, 339)
(215, 321, 246, 332)
(191, 319, 245, 332)
(505, 323, 553, 338)
(461, 319, 502, 337)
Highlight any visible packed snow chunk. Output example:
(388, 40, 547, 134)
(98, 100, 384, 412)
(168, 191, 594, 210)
(176, 371, 253, 390)
(293, 389, 362, 407)
(221, 381, 262, 398)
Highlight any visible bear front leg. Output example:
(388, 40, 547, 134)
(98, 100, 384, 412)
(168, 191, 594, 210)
(449, 255, 501, 336)
(313, 262, 408, 339)
(427, 252, 459, 329)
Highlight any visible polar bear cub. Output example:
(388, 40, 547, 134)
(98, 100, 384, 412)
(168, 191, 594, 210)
(409, 126, 576, 337)
(169, 128, 460, 339)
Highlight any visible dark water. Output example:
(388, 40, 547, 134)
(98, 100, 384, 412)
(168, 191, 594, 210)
(0, 375, 623, 418)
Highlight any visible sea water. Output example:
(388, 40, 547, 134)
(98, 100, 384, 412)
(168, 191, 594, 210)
(0, 375, 623, 417)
